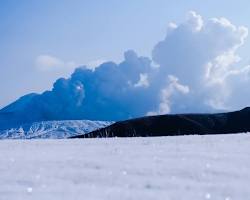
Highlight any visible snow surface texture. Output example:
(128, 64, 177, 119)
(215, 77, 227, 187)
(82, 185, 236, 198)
(0, 120, 113, 139)
(0, 134, 250, 200)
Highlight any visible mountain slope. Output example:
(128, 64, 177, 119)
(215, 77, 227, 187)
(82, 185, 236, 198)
(0, 120, 113, 139)
(72, 107, 250, 138)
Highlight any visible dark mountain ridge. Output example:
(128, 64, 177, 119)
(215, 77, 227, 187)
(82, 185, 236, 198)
(71, 107, 250, 138)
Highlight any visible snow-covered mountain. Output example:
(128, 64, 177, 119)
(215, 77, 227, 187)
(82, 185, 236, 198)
(0, 120, 113, 139)
(0, 93, 113, 139)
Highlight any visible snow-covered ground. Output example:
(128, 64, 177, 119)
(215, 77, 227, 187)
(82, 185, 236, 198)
(0, 120, 113, 139)
(0, 134, 250, 200)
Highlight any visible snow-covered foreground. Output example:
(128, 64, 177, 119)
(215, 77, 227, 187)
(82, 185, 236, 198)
(0, 134, 250, 200)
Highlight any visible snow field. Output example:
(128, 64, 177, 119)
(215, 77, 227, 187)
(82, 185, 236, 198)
(0, 134, 250, 200)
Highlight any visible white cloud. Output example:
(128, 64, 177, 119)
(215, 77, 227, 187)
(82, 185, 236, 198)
(36, 55, 76, 71)
(186, 11, 203, 32)
(152, 11, 249, 112)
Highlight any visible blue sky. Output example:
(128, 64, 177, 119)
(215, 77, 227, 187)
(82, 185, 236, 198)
(1, 0, 250, 111)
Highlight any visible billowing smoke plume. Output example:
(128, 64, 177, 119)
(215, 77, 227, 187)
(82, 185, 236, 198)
(2, 11, 250, 122)
(152, 11, 249, 112)
(30, 50, 164, 121)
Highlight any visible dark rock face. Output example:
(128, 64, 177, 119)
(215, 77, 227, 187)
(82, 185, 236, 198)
(71, 107, 250, 138)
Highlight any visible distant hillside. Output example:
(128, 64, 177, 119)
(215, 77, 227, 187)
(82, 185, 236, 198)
(0, 120, 113, 139)
(71, 107, 250, 138)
